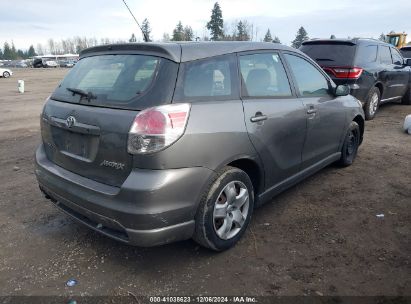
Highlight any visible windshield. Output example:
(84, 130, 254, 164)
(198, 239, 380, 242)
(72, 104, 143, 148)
(300, 43, 356, 67)
(52, 54, 178, 110)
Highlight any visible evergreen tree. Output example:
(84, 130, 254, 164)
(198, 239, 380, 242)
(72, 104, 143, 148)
(236, 20, 250, 41)
(129, 33, 137, 43)
(206, 2, 224, 41)
(273, 36, 281, 43)
(379, 33, 386, 42)
(263, 29, 273, 42)
(27, 45, 36, 57)
(172, 21, 185, 41)
(141, 18, 151, 42)
(3, 42, 13, 60)
(184, 26, 194, 41)
(0, 48, 3, 59)
(291, 26, 309, 48)
(330, 34, 336, 39)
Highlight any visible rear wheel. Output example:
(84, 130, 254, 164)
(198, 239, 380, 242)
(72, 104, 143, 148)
(193, 166, 254, 251)
(3, 71, 10, 78)
(401, 87, 411, 105)
(364, 87, 380, 120)
(338, 121, 360, 167)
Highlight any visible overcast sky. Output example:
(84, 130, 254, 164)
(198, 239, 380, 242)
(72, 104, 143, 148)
(1, 0, 410, 50)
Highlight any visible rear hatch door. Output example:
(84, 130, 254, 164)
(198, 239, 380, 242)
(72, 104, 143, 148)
(300, 40, 357, 84)
(41, 53, 178, 187)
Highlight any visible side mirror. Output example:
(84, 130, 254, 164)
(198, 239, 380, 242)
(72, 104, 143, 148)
(405, 58, 411, 66)
(335, 84, 350, 96)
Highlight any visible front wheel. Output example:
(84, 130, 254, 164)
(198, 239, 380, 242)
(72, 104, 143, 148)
(193, 166, 254, 251)
(338, 121, 360, 167)
(3, 71, 10, 78)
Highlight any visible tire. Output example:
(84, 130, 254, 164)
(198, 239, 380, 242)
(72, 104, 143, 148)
(193, 166, 254, 251)
(364, 87, 380, 120)
(338, 121, 360, 167)
(401, 87, 411, 105)
(3, 71, 10, 78)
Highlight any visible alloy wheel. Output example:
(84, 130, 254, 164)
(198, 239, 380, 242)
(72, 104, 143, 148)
(213, 181, 249, 240)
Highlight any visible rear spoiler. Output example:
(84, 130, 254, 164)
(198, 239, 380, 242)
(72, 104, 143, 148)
(302, 40, 356, 46)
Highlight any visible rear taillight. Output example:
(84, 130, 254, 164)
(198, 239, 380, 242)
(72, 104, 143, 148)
(127, 103, 190, 154)
(322, 67, 363, 79)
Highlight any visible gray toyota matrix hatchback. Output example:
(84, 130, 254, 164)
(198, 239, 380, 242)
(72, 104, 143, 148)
(35, 42, 364, 251)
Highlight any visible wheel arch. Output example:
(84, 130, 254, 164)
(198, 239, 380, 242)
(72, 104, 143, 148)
(353, 115, 365, 144)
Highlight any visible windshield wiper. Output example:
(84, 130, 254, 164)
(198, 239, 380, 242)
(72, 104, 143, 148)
(66, 87, 97, 101)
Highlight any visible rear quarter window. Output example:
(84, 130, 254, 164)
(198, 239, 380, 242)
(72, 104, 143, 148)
(173, 54, 239, 102)
(355, 45, 378, 64)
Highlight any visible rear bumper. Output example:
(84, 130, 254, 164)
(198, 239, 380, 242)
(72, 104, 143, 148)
(35, 144, 215, 247)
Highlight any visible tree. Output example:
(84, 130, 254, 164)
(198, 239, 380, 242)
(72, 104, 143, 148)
(184, 26, 194, 41)
(206, 2, 224, 41)
(0, 48, 3, 59)
(129, 33, 137, 43)
(379, 33, 386, 42)
(263, 29, 273, 42)
(27, 45, 36, 57)
(236, 20, 250, 41)
(3, 42, 14, 60)
(291, 26, 309, 48)
(141, 18, 151, 42)
(162, 33, 171, 42)
(273, 36, 281, 43)
(171, 21, 185, 41)
(330, 34, 336, 39)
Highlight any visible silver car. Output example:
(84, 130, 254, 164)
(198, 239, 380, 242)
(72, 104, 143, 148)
(35, 42, 364, 251)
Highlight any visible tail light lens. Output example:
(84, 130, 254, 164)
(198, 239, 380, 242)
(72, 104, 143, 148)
(322, 67, 363, 79)
(127, 103, 190, 154)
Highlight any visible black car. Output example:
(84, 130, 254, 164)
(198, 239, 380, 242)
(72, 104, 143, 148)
(400, 46, 411, 59)
(300, 39, 411, 120)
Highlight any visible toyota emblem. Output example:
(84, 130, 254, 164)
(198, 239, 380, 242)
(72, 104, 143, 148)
(66, 116, 76, 128)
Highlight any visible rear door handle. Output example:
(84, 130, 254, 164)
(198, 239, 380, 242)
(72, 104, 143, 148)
(306, 105, 317, 114)
(250, 112, 268, 122)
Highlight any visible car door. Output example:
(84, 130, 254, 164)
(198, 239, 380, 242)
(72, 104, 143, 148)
(283, 53, 346, 169)
(378, 45, 397, 99)
(388, 47, 410, 98)
(239, 51, 307, 189)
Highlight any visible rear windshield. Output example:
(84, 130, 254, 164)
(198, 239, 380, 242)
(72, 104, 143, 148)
(51, 54, 178, 110)
(300, 42, 356, 67)
(400, 48, 411, 58)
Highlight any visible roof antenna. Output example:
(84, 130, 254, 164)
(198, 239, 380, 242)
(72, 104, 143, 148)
(121, 0, 148, 42)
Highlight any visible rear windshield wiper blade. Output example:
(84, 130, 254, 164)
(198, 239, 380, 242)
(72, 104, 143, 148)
(66, 87, 97, 101)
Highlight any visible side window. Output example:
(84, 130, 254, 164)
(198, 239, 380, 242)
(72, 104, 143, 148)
(174, 55, 237, 101)
(390, 48, 404, 65)
(356, 45, 378, 63)
(239, 53, 292, 97)
(284, 54, 330, 97)
(379, 46, 393, 64)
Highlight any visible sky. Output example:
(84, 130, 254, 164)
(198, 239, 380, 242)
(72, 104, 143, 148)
(1, 0, 411, 51)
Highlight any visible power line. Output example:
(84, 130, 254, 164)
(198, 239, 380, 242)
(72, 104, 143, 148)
(121, 0, 148, 42)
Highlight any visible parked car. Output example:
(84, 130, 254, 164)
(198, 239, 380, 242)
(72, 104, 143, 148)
(59, 60, 75, 68)
(300, 38, 411, 120)
(400, 46, 411, 59)
(35, 42, 364, 251)
(0, 68, 12, 78)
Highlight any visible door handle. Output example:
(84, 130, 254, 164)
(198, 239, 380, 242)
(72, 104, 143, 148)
(306, 106, 317, 114)
(250, 112, 268, 122)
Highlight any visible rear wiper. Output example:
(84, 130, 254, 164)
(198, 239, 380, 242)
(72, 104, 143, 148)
(66, 87, 97, 101)
(316, 58, 334, 61)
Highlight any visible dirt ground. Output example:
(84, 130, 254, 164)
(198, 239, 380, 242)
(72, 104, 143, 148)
(0, 69, 410, 297)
